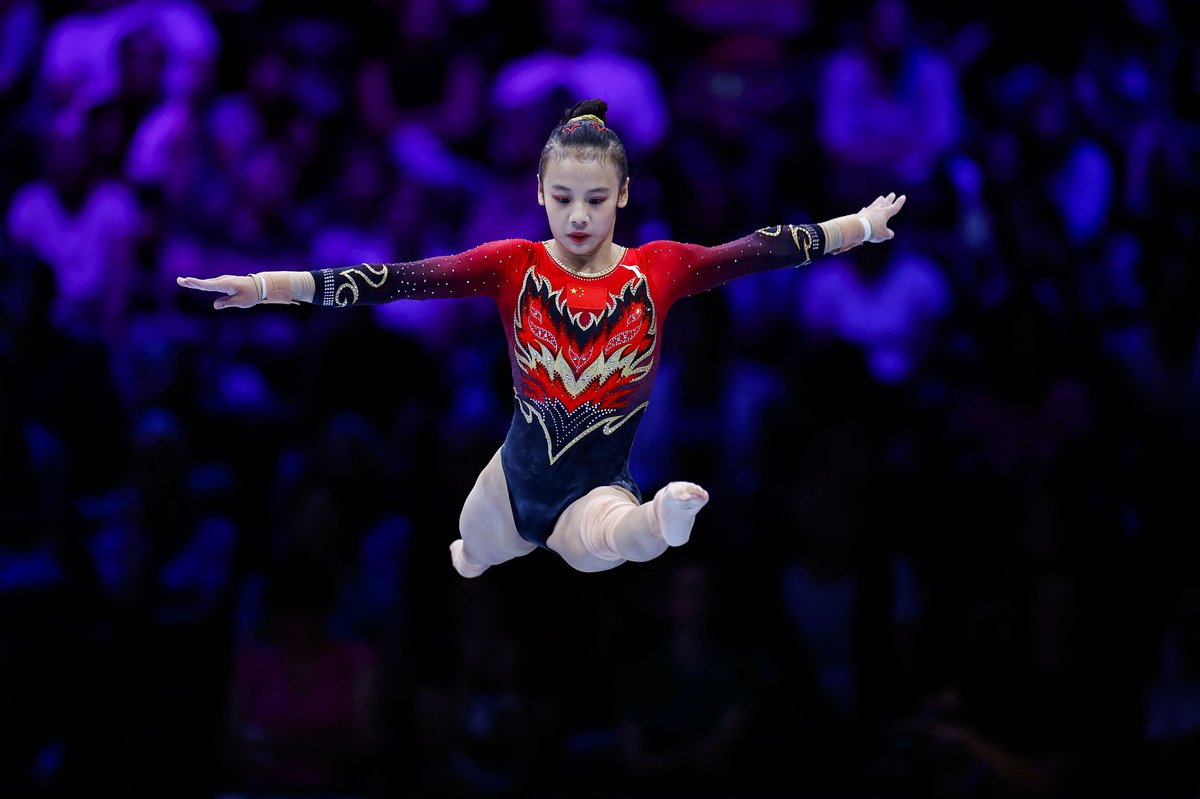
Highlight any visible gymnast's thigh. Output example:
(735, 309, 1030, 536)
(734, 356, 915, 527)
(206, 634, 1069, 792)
(459, 447, 536, 562)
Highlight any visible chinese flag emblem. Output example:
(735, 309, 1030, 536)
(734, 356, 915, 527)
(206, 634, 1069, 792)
(565, 284, 606, 310)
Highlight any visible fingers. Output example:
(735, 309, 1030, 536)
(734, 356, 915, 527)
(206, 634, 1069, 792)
(870, 192, 904, 210)
(176, 276, 232, 294)
(883, 194, 905, 238)
(177, 275, 251, 309)
(863, 193, 906, 242)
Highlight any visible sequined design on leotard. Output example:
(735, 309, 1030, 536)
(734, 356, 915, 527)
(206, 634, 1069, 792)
(756, 223, 820, 264)
(511, 264, 656, 464)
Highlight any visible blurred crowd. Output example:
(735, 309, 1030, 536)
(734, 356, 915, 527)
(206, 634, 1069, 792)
(2, 0, 1199, 797)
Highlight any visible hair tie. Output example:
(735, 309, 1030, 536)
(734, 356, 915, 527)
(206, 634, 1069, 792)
(561, 113, 607, 135)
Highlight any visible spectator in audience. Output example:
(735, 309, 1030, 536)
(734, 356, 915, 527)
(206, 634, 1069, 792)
(613, 559, 756, 798)
(815, 0, 964, 211)
(0, 0, 44, 201)
(797, 233, 953, 385)
(489, 0, 670, 160)
(898, 566, 1142, 797)
(0, 0, 42, 98)
(5, 112, 146, 345)
(226, 548, 381, 792)
(0, 246, 128, 501)
(352, 0, 491, 187)
(1139, 520, 1200, 797)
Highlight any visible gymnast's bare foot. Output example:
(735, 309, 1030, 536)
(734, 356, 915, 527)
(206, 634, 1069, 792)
(656, 481, 710, 546)
(450, 539, 489, 578)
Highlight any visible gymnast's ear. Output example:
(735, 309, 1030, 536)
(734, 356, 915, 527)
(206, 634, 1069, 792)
(617, 176, 629, 208)
(536, 172, 546, 206)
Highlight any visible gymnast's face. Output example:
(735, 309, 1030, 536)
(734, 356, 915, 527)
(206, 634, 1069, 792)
(537, 154, 629, 262)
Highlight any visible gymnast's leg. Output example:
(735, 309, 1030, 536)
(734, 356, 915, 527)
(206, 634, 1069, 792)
(547, 481, 710, 573)
(451, 448, 536, 577)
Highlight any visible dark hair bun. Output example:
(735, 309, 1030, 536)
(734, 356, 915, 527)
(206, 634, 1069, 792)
(562, 98, 608, 124)
(539, 96, 627, 183)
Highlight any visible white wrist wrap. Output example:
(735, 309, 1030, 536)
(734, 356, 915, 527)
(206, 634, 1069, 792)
(858, 214, 873, 243)
(249, 273, 267, 302)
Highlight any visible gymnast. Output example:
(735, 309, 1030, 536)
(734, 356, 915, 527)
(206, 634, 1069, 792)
(177, 98, 906, 578)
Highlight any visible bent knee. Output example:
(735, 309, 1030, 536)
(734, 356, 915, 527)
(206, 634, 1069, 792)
(550, 541, 625, 573)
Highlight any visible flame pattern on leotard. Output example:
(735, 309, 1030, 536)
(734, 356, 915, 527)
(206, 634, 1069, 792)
(511, 266, 657, 464)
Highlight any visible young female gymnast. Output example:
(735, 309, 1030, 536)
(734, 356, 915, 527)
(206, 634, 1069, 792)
(178, 99, 906, 578)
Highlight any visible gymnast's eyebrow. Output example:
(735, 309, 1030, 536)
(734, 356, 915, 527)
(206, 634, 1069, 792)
(549, 184, 610, 193)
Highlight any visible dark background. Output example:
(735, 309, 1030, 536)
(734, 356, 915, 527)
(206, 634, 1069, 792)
(2, 0, 1198, 797)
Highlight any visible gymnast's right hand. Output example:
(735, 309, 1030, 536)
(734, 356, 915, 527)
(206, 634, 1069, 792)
(176, 275, 258, 309)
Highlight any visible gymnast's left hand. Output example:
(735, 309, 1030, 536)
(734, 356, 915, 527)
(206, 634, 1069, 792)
(860, 192, 907, 243)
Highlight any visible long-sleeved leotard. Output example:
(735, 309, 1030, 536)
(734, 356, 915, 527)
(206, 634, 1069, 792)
(310, 224, 826, 548)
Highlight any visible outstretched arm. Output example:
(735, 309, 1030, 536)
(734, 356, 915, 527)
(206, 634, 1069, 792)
(177, 239, 535, 310)
(652, 192, 907, 302)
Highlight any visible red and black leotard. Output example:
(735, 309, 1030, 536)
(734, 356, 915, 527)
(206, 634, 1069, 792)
(310, 224, 826, 548)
